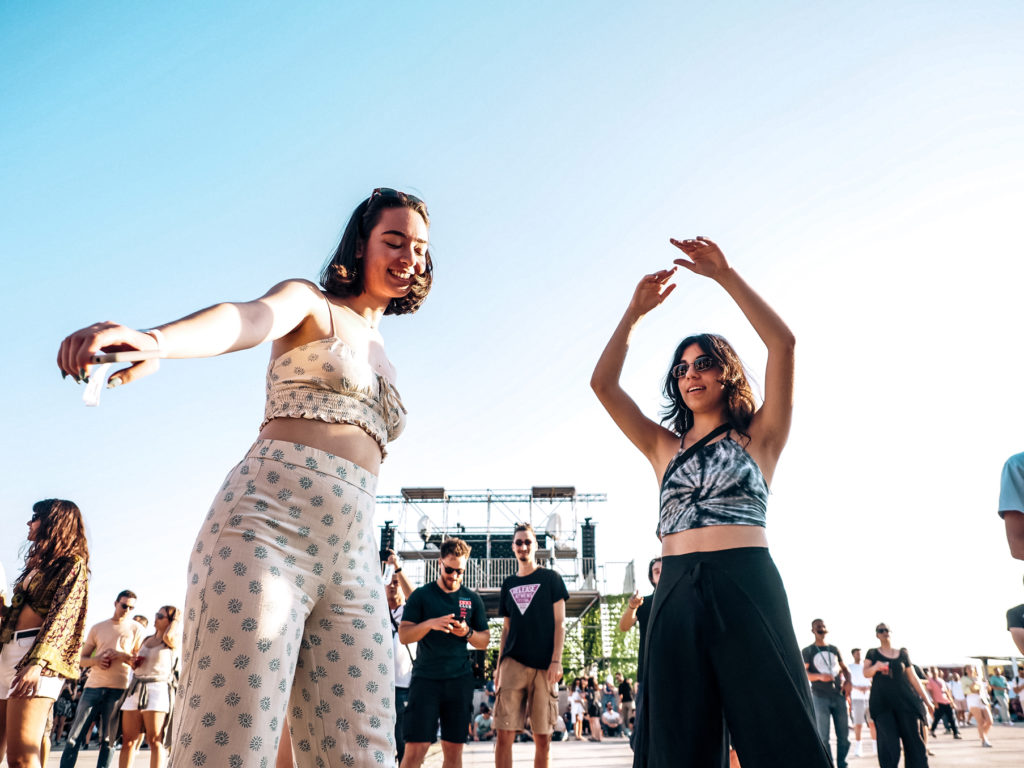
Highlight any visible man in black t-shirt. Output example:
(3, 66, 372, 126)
(397, 538, 489, 768)
(494, 523, 569, 768)
(802, 618, 852, 768)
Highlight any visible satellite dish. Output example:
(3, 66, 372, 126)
(545, 512, 565, 544)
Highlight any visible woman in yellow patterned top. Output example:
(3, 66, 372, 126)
(0, 499, 90, 768)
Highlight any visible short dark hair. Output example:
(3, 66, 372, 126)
(513, 523, 536, 538)
(851, 647, 861, 654)
(319, 189, 433, 315)
(440, 537, 471, 559)
(648, 557, 662, 587)
(117, 590, 137, 602)
(811, 618, 824, 626)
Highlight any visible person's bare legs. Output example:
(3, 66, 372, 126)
(573, 715, 582, 740)
(2, 696, 55, 768)
(588, 716, 602, 740)
(532, 733, 551, 768)
(439, 740, 464, 768)
(495, 729, 516, 768)
(1011, 628, 1024, 656)
(141, 711, 168, 768)
(399, 741, 431, 768)
(119, 710, 145, 768)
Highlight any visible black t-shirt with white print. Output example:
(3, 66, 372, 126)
(802, 643, 843, 696)
(498, 567, 569, 671)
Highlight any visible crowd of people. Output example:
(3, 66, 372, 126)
(1, 191, 1021, 768)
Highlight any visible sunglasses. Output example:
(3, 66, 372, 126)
(441, 564, 465, 576)
(671, 355, 717, 378)
(876, 628, 890, 634)
(118, 602, 135, 610)
(370, 187, 426, 209)
(514, 539, 534, 548)
(155, 612, 168, 620)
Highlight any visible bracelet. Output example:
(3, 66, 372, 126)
(466, 628, 473, 641)
(394, 567, 402, 574)
(144, 328, 167, 358)
(550, 660, 560, 664)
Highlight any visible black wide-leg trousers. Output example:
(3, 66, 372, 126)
(634, 547, 833, 768)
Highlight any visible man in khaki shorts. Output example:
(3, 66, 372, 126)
(493, 523, 568, 768)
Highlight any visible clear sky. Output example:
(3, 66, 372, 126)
(3, 1, 1023, 665)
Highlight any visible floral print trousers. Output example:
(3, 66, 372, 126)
(171, 440, 395, 768)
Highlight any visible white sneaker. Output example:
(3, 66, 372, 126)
(853, 741, 862, 758)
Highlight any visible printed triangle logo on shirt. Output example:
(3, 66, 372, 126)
(509, 583, 541, 615)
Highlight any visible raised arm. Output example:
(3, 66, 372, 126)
(618, 591, 643, 632)
(591, 269, 682, 478)
(671, 238, 795, 472)
(57, 278, 325, 387)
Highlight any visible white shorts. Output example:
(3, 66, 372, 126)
(120, 682, 171, 713)
(966, 693, 987, 710)
(851, 699, 871, 725)
(0, 630, 66, 700)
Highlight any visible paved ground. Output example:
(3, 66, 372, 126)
(31, 724, 1024, 767)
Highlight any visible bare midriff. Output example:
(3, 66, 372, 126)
(258, 418, 383, 476)
(661, 525, 769, 556)
(15, 603, 45, 632)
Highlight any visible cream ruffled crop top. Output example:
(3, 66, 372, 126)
(261, 300, 407, 457)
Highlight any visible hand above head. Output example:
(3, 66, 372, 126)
(627, 268, 677, 318)
(57, 322, 161, 388)
(670, 236, 730, 281)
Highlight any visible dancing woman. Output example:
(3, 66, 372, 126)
(118, 606, 182, 768)
(592, 237, 830, 767)
(57, 188, 433, 768)
(0, 500, 90, 768)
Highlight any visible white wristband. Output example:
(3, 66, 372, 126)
(144, 328, 167, 358)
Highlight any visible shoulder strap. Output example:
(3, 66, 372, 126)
(323, 294, 336, 337)
(678, 423, 731, 465)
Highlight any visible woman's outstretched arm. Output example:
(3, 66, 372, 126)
(591, 268, 681, 478)
(671, 237, 795, 465)
(57, 278, 324, 387)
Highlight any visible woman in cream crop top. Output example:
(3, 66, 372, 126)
(57, 188, 434, 768)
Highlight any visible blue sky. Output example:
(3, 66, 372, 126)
(3, 1, 1023, 663)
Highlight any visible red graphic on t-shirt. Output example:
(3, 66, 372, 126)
(509, 583, 540, 615)
(458, 599, 472, 619)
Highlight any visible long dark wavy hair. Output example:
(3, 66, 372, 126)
(319, 188, 433, 315)
(19, 499, 91, 582)
(660, 333, 757, 438)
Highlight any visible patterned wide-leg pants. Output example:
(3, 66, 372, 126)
(171, 440, 395, 768)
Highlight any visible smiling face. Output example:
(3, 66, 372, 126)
(676, 343, 725, 415)
(358, 207, 429, 308)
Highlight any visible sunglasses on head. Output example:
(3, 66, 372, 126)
(671, 355, 717, 378)
(441, 564, 465, 576)
(370, 187, 425, 208)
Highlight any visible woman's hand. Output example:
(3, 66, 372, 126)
(9, 663, 43, 698)
(627, 268, 677, 319)
(670, 236, 731, 281)
(57, 322, 160, 387)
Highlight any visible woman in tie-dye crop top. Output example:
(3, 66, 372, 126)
(592, 236, 829, 768)
(57, 188, 433, 768)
